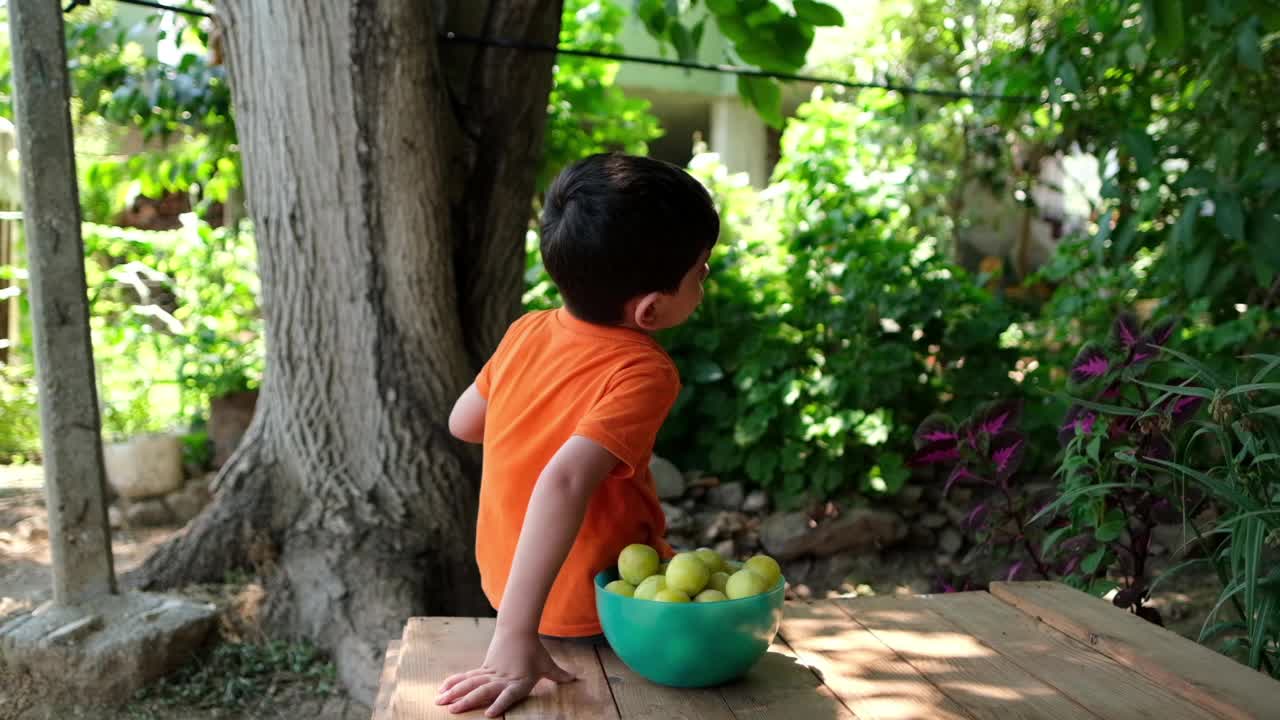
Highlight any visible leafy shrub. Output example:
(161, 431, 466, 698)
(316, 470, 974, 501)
(654, 99, 1023, 508)
(0, 362, 40, 463)
(915, 313, 1205, 611)
(83, 219, 262, 437)
(1144, 353, 1280, 676)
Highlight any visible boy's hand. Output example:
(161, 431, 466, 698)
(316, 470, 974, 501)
(435, 627, 576, 717)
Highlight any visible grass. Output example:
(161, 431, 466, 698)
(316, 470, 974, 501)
(122, 639, 338, 719)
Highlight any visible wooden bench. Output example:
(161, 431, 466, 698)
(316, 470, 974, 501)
(373, 581, 1280, 719)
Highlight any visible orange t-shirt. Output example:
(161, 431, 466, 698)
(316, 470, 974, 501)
(474, 309, 680, 637)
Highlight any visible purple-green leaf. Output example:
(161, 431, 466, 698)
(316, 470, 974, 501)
(914, 413, 958, 450)
(909, 440, 960, 467)
(1113, 312, 1142, 350)
(1070, 342, 1112, 386)
(991, 431, 1026, 482)
(975, 399, 1023, 437)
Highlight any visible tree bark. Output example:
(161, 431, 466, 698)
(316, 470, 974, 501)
(131, 0, 561, 703)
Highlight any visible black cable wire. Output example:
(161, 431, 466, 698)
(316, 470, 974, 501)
(63, 1, 1039, 105)
(441, 32, 1042, 105)
(65, 0, 212, 19)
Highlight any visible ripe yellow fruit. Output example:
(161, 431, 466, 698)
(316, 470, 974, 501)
(694, 547, 724, 573)
(744, 555, 782, 589)
(708, 571, 730, 593)
(618, 544, 660, 585)
(665, 553, 711, 595)
(605, 580, 635, 597)
(654, 588, 692, 603)
(726, 569, 770, 599)
(634, 575, 666, 600)
(695, 589, 728, 603)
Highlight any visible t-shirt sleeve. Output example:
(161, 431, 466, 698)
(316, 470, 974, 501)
(474, 315, 531, 399)
(574, 359, 681, 476)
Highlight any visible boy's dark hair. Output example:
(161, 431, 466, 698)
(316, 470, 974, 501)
(540, 153, 720, 325)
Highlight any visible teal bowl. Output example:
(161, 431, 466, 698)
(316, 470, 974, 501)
(593, 569, 784, 688)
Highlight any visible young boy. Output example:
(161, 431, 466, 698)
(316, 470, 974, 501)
(435, 153, 719, 717)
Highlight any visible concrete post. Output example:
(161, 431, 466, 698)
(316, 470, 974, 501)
(8, 0, 117, 602)
(710, 97, 769, 188)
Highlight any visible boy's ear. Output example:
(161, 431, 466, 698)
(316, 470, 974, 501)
(631, 291, 663, 331)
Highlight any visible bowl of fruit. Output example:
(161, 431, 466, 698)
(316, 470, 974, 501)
(594, 544, 785, 688)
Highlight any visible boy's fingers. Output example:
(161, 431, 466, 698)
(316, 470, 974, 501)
(486, 681, 535, 718)
(438, 673, 491, 705)
(450, 681, 503, 714)
(439, 668, 482, 694)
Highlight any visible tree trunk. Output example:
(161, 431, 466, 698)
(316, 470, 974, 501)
(130, 0, 561, 703)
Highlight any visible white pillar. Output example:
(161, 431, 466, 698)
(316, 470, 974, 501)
(709, 97, 769, 188)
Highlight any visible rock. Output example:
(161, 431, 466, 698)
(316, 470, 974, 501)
(125, 498, 174, 527)
(166, 489, 206, 525)
(662, 502, 694, 535)
(209, 389, 258, 468)
(16, 516, 48, 541)
(650, 455, 685, 500)
(108, 505, 125, 529)
(0, 591, 216, 704)
(761, 509, 908, 561)
(760, 512, 812, 558)
(939, 528, 964, 555)
(707, 481, 746, 511)
(104, 434, 184, 499)
(895, 485, 925, 507)
(699, 511, 747, 545)
(920, 513, 948, 529)
(666, 534, 693, 551)
(907, 525, 936, 549)
(742, 489, 770, 514)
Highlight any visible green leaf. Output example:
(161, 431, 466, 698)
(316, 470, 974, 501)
(1170, 196, 1201, 251)
(745, 447, 779, 483)
(1237, 18, 1263, 71)
(1214, 192, 1245, 241)
(1042, 526, 1075, 558)
(1134, 379, 1215, 399)
(705, 0, 736, 15)
(1183, 245, 1214, 296)
(1095, 520, 1125, 543)
(1123, 129, 1155, 175)
(1081, 546, 1107, 574)
(1087, 434, 1102, 463)
(737, 75, 784, 129)
(793, 0, 845, 26)
(667, 23, 696, 62)
(1151, 0, 1185, 55)
(1058, 61, 1082, 94)
(691, 359, 725, 383)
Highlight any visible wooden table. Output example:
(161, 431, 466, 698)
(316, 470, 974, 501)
(374, 581, 1279, 719)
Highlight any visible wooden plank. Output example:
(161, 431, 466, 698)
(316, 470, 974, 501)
(392, 617, 493, 720)
(596, 645, 735, 720)
(780, 599, 974, 720)
(372, 640, 402, 720)
(507, 639, 620, 720)
(716, 635, 858, 720)
(992, 581, 1280, 720)
(914, 592, 1221, 720)
(834, 595, 1099, 720)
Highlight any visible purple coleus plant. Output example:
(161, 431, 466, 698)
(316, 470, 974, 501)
(1055, 312, 1206, 625)
(910, 398, 1056, 583)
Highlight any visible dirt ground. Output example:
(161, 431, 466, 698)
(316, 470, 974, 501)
(0, 466, 1228, 719)
(0, 469, 369, 720)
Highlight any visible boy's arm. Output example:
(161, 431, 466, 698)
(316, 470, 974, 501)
(435, 435, 618, 717)
(449, 383, 487, 444)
